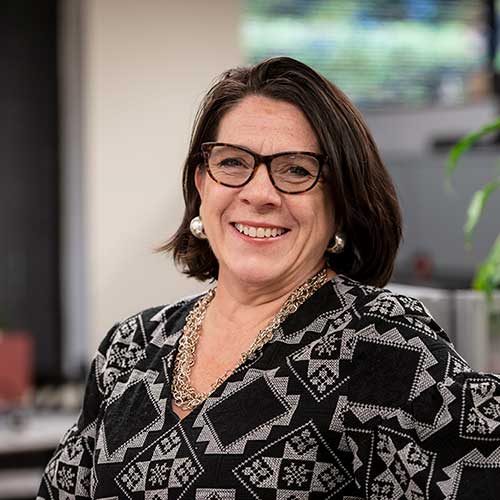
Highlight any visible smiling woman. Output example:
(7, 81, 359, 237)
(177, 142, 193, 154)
(194, 95, 335, 294)
(168, 57, 402, 287)
(38, 58, 500, 499)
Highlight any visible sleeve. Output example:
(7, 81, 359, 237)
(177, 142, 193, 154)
(37, 322, 120, 500)
(342, 292, 500, 499)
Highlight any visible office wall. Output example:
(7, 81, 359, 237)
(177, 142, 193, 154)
(64, 0, 499, 363)
(81, 0, 241, 356)
(388, 152, 500, 279)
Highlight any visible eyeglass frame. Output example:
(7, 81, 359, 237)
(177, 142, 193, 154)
(200, 142, 329, 194)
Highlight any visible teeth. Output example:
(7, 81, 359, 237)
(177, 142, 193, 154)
(234, 223, 286, 239)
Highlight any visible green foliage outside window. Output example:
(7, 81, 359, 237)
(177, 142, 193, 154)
(243, 0, 487, 109)
(447, 120, 500, 296)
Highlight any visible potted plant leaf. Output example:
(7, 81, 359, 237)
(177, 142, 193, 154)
(446, 117, 500, 297)
(447, 118, 500, 372)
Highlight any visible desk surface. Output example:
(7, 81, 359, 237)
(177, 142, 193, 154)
(0, 411, 77, 498)
(0, 411, 77, 454)
(0, 468, 43, 498)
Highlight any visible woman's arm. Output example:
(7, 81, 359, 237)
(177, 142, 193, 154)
(344, 293, 500, 499)
(37, 322, 120, 500)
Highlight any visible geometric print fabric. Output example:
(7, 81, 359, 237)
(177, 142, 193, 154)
(37, 275, 500, 499)
(460, 377, 500, 441)
(370, 427, 435, 500)
(117, 426, 203, 499)
(233, 421, 353, 498)
(192, 368, 300, 455)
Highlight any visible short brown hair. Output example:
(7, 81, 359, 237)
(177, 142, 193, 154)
(159, 57, 402, 287)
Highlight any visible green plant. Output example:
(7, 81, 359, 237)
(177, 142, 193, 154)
(446, 117, 500, 296)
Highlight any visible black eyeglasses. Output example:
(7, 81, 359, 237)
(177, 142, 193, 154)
(200, 142, 328, 194)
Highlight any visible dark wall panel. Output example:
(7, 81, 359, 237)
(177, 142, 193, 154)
(0, 0, 61, 382)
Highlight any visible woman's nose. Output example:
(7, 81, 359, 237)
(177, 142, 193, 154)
(238, 163, 282, 207)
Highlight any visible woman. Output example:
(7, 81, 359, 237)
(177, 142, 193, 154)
(39, 57, 500, 499)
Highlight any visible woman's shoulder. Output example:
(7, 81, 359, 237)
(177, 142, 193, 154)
(325, 276, 500, 496)
(93, 292, 206, 396)
(331, 275, 474, 427)
(330, 274, 452, 349)
(108, 292, 205, 349)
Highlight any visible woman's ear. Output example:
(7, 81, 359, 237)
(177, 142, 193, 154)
(194, 165, 205, 200)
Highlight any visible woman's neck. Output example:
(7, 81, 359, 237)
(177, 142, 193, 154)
(207, 264, 334, 335)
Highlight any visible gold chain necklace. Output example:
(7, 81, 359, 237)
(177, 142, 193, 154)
(171, 268, 328, 411)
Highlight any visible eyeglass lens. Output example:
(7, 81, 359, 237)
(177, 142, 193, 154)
(206, 144, 320, 192)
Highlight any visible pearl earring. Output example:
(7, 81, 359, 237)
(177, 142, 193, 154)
(189, 216, 207, 240)
(326, 233, 345, 254)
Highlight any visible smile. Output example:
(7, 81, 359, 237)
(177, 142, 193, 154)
(233, 223, 288, 239)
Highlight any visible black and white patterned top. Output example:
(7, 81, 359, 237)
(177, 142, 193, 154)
(38, 275, 500, 500)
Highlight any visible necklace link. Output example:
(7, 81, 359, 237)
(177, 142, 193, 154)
(171, 268, 329, 411)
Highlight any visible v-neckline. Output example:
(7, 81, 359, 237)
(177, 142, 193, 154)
(163, 274, 337, 426)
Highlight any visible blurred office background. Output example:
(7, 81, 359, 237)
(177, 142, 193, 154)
(2, 0, 500, 497)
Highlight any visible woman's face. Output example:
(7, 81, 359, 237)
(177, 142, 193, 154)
(195, 95, 335, 290)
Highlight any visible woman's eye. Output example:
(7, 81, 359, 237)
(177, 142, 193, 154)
(287, 165, 313, 177)
(219, 157, 248, 168)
